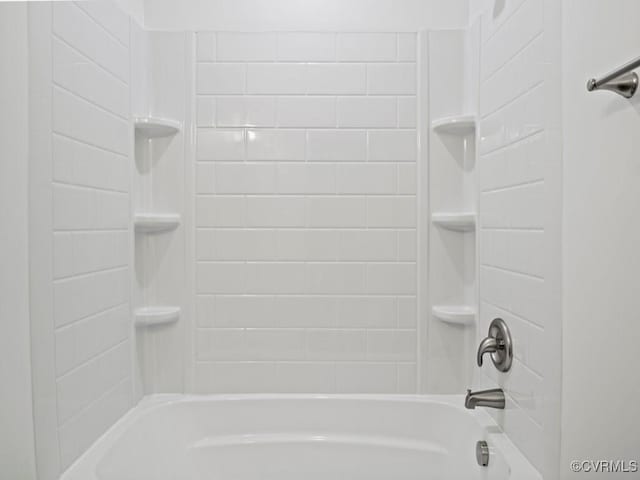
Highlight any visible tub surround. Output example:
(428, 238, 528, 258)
(192, 31, 419, 394)
(423, 27, 480, 394)
(22, 0, 556, 478)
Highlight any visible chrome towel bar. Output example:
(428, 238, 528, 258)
(587, 56, 640, 98)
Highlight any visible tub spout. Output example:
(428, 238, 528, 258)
(465, 388, 505, 410)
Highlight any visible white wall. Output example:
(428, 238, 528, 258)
(561, 1, 640, 476)
(142, 0, 468, 31)
(28, 2, 135, 476)
(51, 2, 134, 467)
(474, 0, 562, 477)
(132, 29, 191, 395)
(114, 0, 144, 26)
(423, 28, 479, 394)
(0, 4, 37, 479)
(192, 32, 419, 393)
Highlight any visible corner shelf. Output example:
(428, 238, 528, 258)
(431, 115, 476, 135)
(134, 116, 181, 138)
(431, 212, 476, 232)
(135, 306, 180, 327)
(134, 213, 181, 234)
(432, 305, 476, 326)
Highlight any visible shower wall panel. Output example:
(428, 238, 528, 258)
(475, 0, 562, 476)
(29, 2, 134, 476)
(192, 32, 419, 393)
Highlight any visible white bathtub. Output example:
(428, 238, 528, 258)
(61, 394, 541, 480)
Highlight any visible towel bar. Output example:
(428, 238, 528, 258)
(587, 56, 640, 98)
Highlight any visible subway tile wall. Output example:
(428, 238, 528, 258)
(194, 32, 418, 393)
(477, 0, 550, 473)
(50, 2, 132, 470)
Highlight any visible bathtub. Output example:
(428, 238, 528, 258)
(61, 394, 541, 480)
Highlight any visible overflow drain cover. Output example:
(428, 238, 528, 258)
(476, 440, 489, 467)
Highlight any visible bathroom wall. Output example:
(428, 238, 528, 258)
(0, 4, 37, 479)
(143, 0, 468, 32)
(18, 0, 577, 476)
(561, 0, 640, 475)
(21, 0, 477, 474)
(131, 27, 191, 396)
(28, 2, 135, 477)
(191, 32, 419, 393)
(474, 0, 562, 477)
(422, 27, 480, 394)
(114, 0, 145, 25)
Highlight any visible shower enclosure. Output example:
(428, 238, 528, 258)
(7, 0, 640, 479)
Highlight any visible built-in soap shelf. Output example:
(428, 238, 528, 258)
(134, 213, 181, 233)
(431, 212, 476, 232)
(431, 115, 476, 135)
(135, 306, 180, 327)
(432, 305, 476, 326)
(134, 116, 181, 138)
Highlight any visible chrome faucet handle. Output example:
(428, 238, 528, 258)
(476, 336, 499, 367)
(476, 318, 513, 372)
